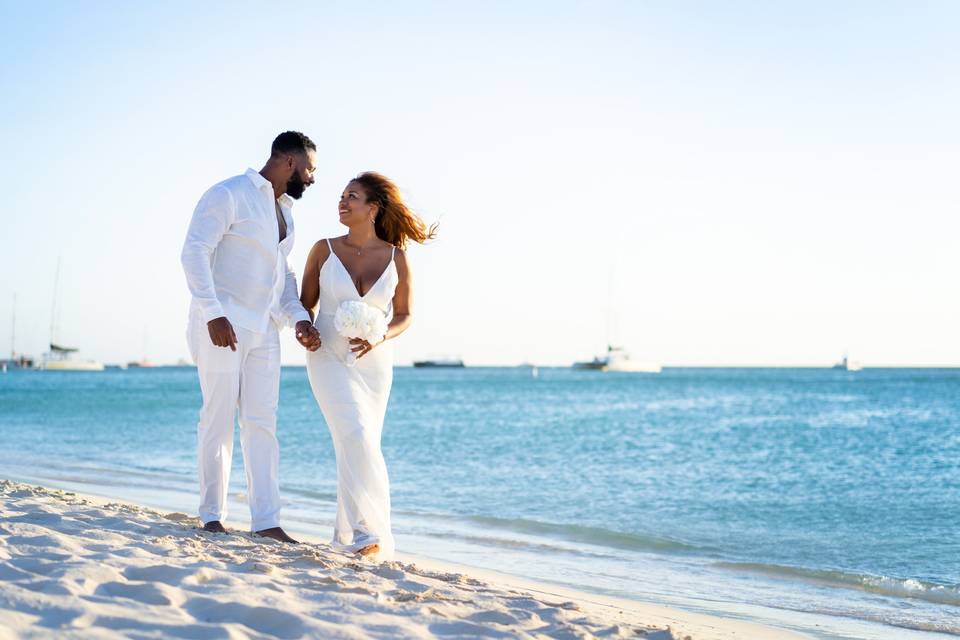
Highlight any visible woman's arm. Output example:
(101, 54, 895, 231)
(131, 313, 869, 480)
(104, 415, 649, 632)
(352, 248, 413, 358)
(384, 248, 412, 341)
(300, 240, 330, 321)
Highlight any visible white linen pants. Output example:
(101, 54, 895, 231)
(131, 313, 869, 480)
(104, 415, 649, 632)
(188, 312, 282, 531)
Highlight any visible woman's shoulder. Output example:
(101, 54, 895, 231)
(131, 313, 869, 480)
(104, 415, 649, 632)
(310, 238, 334, 258)
(391, 245, 409, 274)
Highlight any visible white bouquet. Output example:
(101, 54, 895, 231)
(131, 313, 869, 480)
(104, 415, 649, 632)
(333, 300, 389, 365)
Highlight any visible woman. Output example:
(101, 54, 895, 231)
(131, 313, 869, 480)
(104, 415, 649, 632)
(300, 172, 436, 559)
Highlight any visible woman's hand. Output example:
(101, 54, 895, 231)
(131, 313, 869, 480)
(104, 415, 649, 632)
(295, 320, 322, 352)
(349, 337, 375, 359)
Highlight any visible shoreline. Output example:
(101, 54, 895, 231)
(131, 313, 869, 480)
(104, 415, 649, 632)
(0, 480, 806, 639)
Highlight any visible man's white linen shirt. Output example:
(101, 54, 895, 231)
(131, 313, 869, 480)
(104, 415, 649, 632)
(181, 169, 311, 334)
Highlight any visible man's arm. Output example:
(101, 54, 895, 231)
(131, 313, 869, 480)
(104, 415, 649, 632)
(180, 185, 238, 350)
(280, 256, 321, 351)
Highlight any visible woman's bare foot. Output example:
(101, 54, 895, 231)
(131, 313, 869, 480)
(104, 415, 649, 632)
(348, 530, 379, 556)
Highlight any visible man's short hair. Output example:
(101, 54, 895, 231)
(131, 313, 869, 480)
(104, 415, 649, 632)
(271, 131, 316, 156)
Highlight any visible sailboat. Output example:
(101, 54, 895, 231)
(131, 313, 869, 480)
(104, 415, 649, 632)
(2, 294, 34, 370)
(40, 258, 104, 371)
(573, 345, 661, 373)
(127, 326, 156, 367)
(572, 261, 661, 374)
(42, 343, 104, 371)
(832, 354, 862, 371)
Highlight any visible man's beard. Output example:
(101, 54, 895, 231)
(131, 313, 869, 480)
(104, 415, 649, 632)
(285, 172, 306, 199)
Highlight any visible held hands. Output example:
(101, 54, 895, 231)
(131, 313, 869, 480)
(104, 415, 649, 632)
(207, 317, 238, 351)
(295, 320, 322, 352)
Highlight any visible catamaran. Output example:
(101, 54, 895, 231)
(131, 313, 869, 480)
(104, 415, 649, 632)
(40, 343, 105, 371)
(40, 258, 104, 371)
(832, 354, 862, 371)
(573, 345, 661, 373)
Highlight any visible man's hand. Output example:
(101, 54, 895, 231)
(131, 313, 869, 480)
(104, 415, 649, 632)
(295, 320, 321, 352)
(207, 317, 238, 351)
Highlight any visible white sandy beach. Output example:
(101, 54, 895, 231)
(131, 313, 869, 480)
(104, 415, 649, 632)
(0, 480, 805, 639)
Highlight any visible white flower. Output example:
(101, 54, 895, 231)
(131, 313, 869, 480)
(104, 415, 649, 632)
(334, 301, 388, 345)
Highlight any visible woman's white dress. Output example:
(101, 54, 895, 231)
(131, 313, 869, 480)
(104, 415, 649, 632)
(306, 239, 397, 559)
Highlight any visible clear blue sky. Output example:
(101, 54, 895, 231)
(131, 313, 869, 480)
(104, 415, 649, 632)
(1, 2, 958, 366)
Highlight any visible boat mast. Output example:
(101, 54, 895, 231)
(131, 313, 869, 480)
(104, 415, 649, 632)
(606, 260, 617, 350)
(9, 293, 15, 360)
(50, 256, 61, 347)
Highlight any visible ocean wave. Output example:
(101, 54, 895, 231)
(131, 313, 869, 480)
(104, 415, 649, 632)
(403, 526, 624, 560)
(282, 486, 339, 504)
(715, 561, 960, 607)
(409, 512, 712, 555)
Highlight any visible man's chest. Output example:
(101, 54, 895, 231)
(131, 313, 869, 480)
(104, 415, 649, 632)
(229, 190, 293, 250)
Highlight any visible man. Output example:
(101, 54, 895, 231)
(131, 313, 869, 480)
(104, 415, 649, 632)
(181, 131, 322, 543)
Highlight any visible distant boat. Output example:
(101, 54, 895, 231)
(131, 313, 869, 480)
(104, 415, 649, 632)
(4, 294, 34, 370)
(1, 355, 34, 371)
(573, 346, 661, 374)
(127, 326, 156, 369)
(575, 262, 661, 374)
(572, 355, 606, 370)
(833, 355, 862, 371)
(40, 259, 104, 371)
(413, 358, 465, 368)
(41, 343, 105, 371)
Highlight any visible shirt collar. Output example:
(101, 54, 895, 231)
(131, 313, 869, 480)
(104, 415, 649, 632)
(245, 168, 294, 208)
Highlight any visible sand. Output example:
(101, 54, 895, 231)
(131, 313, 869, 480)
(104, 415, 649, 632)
(0, 480, 806, 639)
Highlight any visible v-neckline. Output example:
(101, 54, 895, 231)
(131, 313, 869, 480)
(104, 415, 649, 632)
(328, 246, 394, 299)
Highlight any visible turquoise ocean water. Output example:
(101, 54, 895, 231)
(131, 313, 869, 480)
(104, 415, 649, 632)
(1, 367, 957, 639)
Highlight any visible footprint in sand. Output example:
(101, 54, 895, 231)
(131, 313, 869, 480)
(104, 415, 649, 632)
(110, 545, 162, 560)
(94, 581, 184, 607)
(6, 534, 85, 554)
(183, 597, 307, 639)
(372, 564, 406, 580)
(122, 564, 197, 585)
(9, 556, 69, 577)
(162, 512, 196, 523)
(0, 561, 35, 581)
(466, 609, 522, 626)
(429, 620, 515, 638)
(5, 512, 64, 526)
(394, 578, 432, 594)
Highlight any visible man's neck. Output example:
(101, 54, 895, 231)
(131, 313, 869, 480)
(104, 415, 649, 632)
(259, 165, 286, 200)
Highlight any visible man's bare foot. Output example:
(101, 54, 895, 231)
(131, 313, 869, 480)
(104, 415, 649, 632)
(357, 543, 380, 557)
(202, 520, 227, 533)
(254, 527, 299, 544)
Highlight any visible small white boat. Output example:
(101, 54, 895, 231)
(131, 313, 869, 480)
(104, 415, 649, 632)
(41, 259, 104, 371)
(40, 344, 104, 371)
(604, 347, 662, 373)
(412, 358, 465, 368)
(833, 355, 862, 372)
(574, 346, 661, 374)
